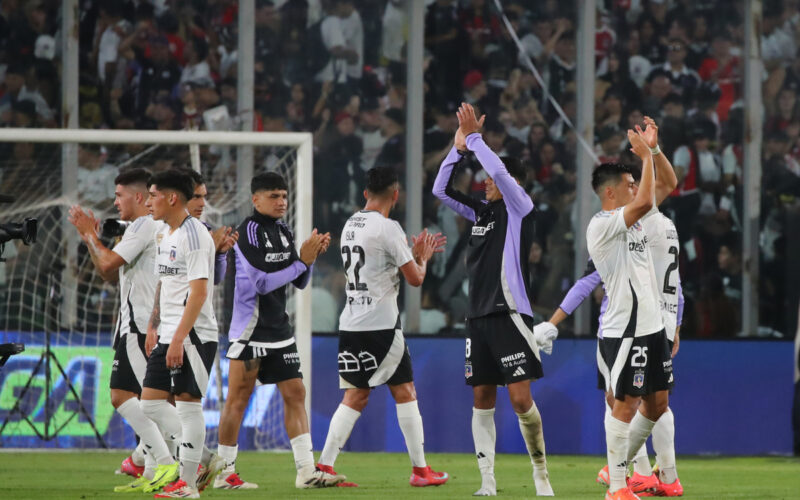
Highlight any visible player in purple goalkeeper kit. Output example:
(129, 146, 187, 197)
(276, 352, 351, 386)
(433, 103, 555, 497)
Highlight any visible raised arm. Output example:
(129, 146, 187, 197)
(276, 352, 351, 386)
(624, 129, 655, 228)
(638, 117, 678, 205)
(432, 146, 482, 222)
(68, 206, 125, 282)
(459, 103, 533, 217)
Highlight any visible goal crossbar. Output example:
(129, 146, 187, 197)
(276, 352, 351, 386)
(0, 128, 312, 146)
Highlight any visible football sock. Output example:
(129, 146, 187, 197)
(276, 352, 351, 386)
(218, 444, 238, 471)
(605, 413, 629, 493)
(652, 407, 678, 484)
(319, 404, 361, 467)
(516, 401, 548, 472)
(119, 398, 172, 465)
(143, 446, 157, 480)
(175, 401, 205, 487)
(472, 407, 496, 477)
(201, 446, 213, 467)
(290, 433, 315, 472)
(627, 411, 657, 463)
(131, 441, 146, 466)
(631, 442, 651, 476)
(396, 400, 427, 468)
(141, 399, 181, 464)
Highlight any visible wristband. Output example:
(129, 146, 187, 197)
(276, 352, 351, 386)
(649, 144, 661, 156)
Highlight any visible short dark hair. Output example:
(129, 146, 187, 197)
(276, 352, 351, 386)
(114, 167, 151, 187)
(177, 167, 205, 188)
(251, 172, 288, 194)
(365, 166, 399, 195)
(499, 156, 527, 184)
(591, 163, 633, 193)
(150, 169, 194, 202)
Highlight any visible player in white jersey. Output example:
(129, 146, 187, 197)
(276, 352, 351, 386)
(68, 168, 177, 491)
(586, 127, 673, 500)
(316, 166, 451, 488)
(545, 118, 684, 496)
(139, 169, 218, 499)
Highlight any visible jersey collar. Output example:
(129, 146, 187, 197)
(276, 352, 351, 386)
(252, 209, 279, 226)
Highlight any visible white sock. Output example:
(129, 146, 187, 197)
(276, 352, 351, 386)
(627, 411, 657, 463)
(119, 398, 172, 464)
(175, 401, 205, 487)
(516, 401, 547, 472)
(319, 404, 361, 467)
(652, 408, 678, 484)
(605, 413, 629, 493)
(396, 401, 427, 468)
(144, 446, 157, 480)
(218, 444, 238, 471)
(141, 400, 181, 461)
(290, 433, 315, 472)
(632, 442, 651, 476)
(131, 441, 146, 466)
(472, 407, 496, 478)
(201, 446, 213, 467)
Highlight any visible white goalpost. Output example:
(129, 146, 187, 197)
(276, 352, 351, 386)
(0, 128, 313, 450)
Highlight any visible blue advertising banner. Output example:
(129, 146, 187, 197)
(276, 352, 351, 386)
(1, 332, 793, 455)
(311, 337, 794, 456)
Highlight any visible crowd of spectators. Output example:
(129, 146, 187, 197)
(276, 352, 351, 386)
(1, 0, 799, 338)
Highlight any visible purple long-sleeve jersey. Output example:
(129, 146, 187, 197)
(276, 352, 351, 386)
(433, 138, 536, 318)
(559, 259, 684, 337)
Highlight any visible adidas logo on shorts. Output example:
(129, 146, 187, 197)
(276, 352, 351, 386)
(512, 366, 526, 377)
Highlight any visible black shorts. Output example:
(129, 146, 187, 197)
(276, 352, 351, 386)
(143, 331, 217, 398)
(465, 312, 543, 386)
(599, 330, 674, 400)
(227, 341, 303, 385)
(597, 338, 675, 395)
(110, 333, 148, 393)
(337, 328, 413, 389)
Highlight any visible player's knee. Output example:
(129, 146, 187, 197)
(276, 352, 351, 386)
(473, 393, 496, 410)
(280, 380, 306, 406)
(509, 393, 533, 414)
(110, 390, 134, 409)
(642, 400, 668, 421)
(343, 389, 370, 412)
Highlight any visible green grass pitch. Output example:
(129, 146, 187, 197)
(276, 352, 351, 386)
(0, 451, 798, 499)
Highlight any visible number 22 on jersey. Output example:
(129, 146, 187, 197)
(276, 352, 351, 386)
(342, 245, 368, 291)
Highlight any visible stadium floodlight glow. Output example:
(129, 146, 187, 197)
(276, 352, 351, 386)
(0, 127, 313, 449)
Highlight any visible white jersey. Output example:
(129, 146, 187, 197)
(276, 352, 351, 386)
(586, 206, 664, 338)
(112, 215, 162, 343)
(154, 216, 218, 344)
(338, 210, 414, 332)
(642, 211, 680, 340)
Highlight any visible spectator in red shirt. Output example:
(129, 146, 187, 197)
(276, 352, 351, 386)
(698, 31, 740, 121)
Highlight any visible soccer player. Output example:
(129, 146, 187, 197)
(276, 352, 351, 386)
(180, 168, 237, 285)
(544, 118, 683, 497)
(215, 172, 343, 490)
(68, 168, 176, 491)
(433, 103, 554, 497)
(585, 127, 674, 500)
(316, 166, 450, 488)
(140, 169, 219, 498)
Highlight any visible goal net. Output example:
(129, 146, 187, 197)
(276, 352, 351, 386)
(0, 128, 312, 451)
